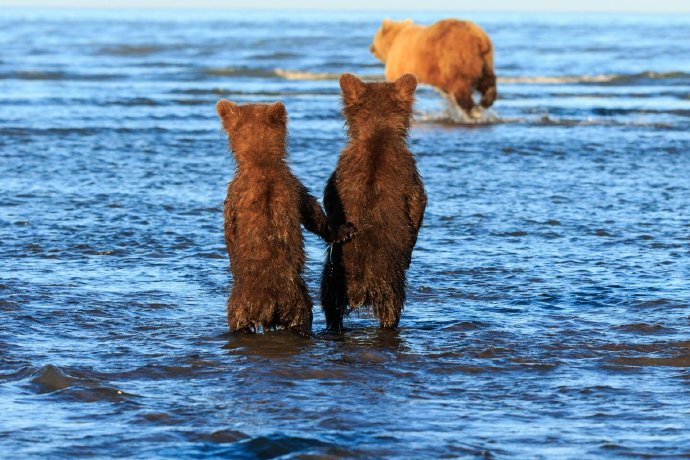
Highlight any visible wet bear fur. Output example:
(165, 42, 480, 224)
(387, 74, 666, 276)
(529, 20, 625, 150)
(217, 100, 350, 335)
(321, 73, 427, 330)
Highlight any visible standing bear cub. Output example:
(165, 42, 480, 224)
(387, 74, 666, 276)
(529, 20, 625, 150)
(321, 74, 427, 330)
(217, 100, 353, 335)
(370, 18, 496, 118)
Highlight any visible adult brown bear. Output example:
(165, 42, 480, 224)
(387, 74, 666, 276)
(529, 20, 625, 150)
(216, 100, 354, 335)
(370, 18, 496, 118)
(320, 74, 427, 331)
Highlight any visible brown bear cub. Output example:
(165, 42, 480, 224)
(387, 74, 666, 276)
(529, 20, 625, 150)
(216, 100, 354, 335)
(321, 74, 427, 330)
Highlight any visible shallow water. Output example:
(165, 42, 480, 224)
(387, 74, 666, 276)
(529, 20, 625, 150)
(1, 8, 690, 459)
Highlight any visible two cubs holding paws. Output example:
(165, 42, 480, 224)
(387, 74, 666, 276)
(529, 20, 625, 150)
(217, 99, 355, 335)
(217, 73, 426, 335)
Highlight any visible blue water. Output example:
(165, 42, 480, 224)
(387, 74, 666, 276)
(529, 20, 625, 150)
(1, 8, 689, 459)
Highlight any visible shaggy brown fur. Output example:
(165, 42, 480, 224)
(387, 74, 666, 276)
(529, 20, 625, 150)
(370, 18, 497, 116)
(321, 74, 427, 330)
(217, 100, 353, 335)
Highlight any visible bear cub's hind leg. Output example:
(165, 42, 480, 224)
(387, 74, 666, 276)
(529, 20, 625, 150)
(227, 301, 257, 334)
(372, 291, 403, 329)
(281, 298, 313, 336)
(321, 256, 348, 332)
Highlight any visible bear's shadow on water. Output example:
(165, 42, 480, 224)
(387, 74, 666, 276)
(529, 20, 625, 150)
(222, 325, 407, 359)
(222, 330, 312, 358)
(324, 326, 406, 351)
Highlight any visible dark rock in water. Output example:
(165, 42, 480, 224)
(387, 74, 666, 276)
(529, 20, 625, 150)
(67, 386, 130, 403)
(595, 229, 613, 237)
(204, 429, 250, 444)
(238, 434, 333, 459)
(614, 322, 668, 333)
(30, 364, 72, 393)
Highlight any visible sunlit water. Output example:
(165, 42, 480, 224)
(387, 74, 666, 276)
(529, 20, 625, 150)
(1, 9, 689, 459)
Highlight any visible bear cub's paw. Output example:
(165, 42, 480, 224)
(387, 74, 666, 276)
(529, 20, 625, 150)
(331, 222, 357, 244)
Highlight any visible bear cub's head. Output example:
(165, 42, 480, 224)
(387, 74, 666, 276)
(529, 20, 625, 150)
(216, 100, 287, 162)
(339, 73, 417, 137)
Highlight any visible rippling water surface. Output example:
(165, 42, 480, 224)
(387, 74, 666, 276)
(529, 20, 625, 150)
(1, 9, 689, 458)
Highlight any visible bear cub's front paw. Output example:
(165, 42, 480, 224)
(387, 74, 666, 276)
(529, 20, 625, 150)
(332, 222, 357, 244)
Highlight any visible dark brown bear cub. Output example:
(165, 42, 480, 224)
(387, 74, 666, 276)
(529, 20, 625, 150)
(217, 100, 351, 335)
(321, 73, 427, 330)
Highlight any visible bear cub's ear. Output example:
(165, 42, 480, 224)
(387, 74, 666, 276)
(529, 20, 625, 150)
(267, 101, 287, 126)
(393, 73, 417, 103)
(340, 73, 367, 105)
(216, 99, 238, 119)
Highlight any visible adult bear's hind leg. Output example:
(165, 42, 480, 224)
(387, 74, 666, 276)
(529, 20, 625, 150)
(477, 68, 497, 108)
(449, 79, 480, 118)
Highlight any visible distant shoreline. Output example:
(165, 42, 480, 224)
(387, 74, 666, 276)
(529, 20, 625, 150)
(2, 6, 690, 14)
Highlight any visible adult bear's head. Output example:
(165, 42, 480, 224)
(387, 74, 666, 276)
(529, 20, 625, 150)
(370, 18, 413, 62)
